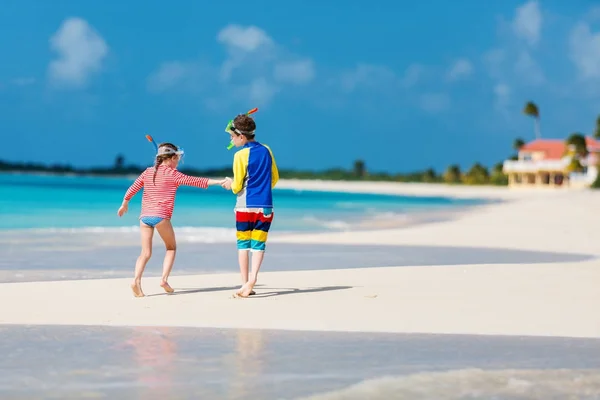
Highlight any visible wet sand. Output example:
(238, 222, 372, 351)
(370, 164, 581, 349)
(1, 325, 599, 399)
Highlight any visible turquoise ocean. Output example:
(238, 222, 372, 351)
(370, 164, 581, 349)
(0, 172, 483, 232)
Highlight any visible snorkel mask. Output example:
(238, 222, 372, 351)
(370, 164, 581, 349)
(145, 135, 185, 163)
(225, 107, 258, 150)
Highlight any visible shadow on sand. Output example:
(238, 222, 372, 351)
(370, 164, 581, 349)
(243, 285, 352, 298)
(147, 284, 352, 298)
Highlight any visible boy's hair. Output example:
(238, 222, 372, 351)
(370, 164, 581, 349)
(232, 114, 256, 139)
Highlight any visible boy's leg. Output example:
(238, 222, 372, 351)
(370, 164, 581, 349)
(132, 221, 154, 297)
(238, 250, 249, 285)
(235, 210, 252, 287)
(238, 209, 273, 297)
(155, 219, 176, 293)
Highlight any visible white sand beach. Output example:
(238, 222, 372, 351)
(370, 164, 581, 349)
(1, 181, 599, 339)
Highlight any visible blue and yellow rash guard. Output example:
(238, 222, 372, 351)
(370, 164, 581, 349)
(231, 141, 279, 208)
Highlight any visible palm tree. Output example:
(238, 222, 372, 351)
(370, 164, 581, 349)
(353, 159, 366, 178)
(522, 101, 541, 140)
(114, 154, 125, 170)
(566, 133, 588, 157)
(463, 162, 490, 185)
(513, 138, 525, 151)
(422, 168, 436, 182)
(443, 164, 461, 184)
(565, 133, 587, 173)
(490, 162, 508, 185)
(594, 115, 600, 139)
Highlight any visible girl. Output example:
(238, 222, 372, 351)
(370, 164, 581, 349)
(118, 142, 225, 297)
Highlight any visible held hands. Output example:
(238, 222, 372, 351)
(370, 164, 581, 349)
(117, 201, 129, 217)
(221, 177, 232, 190)
(208, 177, 231, 189)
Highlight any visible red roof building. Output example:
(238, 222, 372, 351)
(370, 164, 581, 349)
(503, 136, 600, 188)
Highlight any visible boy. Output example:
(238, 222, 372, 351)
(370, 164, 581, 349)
(222, 113, 279, 298)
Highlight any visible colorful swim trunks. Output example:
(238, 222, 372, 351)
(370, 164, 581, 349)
(235, 208, 274, 251)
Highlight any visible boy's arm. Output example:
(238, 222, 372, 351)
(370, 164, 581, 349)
(266, 145, 279, 188)
(231, 150, 248, 194)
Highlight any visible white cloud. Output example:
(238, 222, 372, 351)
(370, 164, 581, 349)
(482, 1, 546, 115)
(148, 24, 314, 107)
(512, 0, 542, 46)
(493, 83, 511, 113)
(274, 59, 315, 84)
(514, 50, 545, 84)
(217, 25, 273, 52)
(400, 63, 423, 87)
(338, 64, 397, 92)
(48, 17, 108, 88)
(447, 58, 473, 81)
(147, 62, 189, 93)
(569, 21, 600, 80)
(217, 24, 276, 82)
(419, 93, 450, 113)
(589, 7, 600, 21)
(337, 62, 423, 94)
(247, 77, 280, 104)
(483, 48, 505, 80)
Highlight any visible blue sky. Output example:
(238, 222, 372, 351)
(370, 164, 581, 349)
(1, 0, 600, 174)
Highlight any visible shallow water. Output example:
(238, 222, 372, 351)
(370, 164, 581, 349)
(1, 326, 599, 399)
(0, 230, 594, 282)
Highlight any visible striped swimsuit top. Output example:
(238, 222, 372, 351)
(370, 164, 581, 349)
(123, 165, 209, 219)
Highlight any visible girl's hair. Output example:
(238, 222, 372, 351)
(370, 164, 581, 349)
(153, 142, 179, 184)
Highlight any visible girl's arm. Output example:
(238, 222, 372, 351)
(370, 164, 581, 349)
(118, 170, 146, 216)
(123, 170, 146, 201)
(173, 170, 224, 188)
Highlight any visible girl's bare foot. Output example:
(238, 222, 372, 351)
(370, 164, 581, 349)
(160, 281, 174, 294)
(131, 281, 144, 297)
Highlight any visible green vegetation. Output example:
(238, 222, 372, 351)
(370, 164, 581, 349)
(522, 101, 541, 140)
(0, 153, 511, 186)
(564, 132, 588, 173)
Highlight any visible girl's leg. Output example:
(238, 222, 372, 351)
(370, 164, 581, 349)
(132, 222, 154, 297)
(155, 219, 176, 293)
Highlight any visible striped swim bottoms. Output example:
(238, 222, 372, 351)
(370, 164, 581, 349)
(235, 208, 274, 251)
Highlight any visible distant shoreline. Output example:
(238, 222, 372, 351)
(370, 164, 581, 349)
(1, 169, 526, 201)
(0, 170, 142, 180)
(0, 156, 510, 187)
(0, 168, 507, 189)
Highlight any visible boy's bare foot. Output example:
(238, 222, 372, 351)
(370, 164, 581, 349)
(237, 285, 256, 296)
(131, 281, 144, 297)
(160, 281, 174, 294)
(233, 283, 256, 298)
(239, 285, 256, 296)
